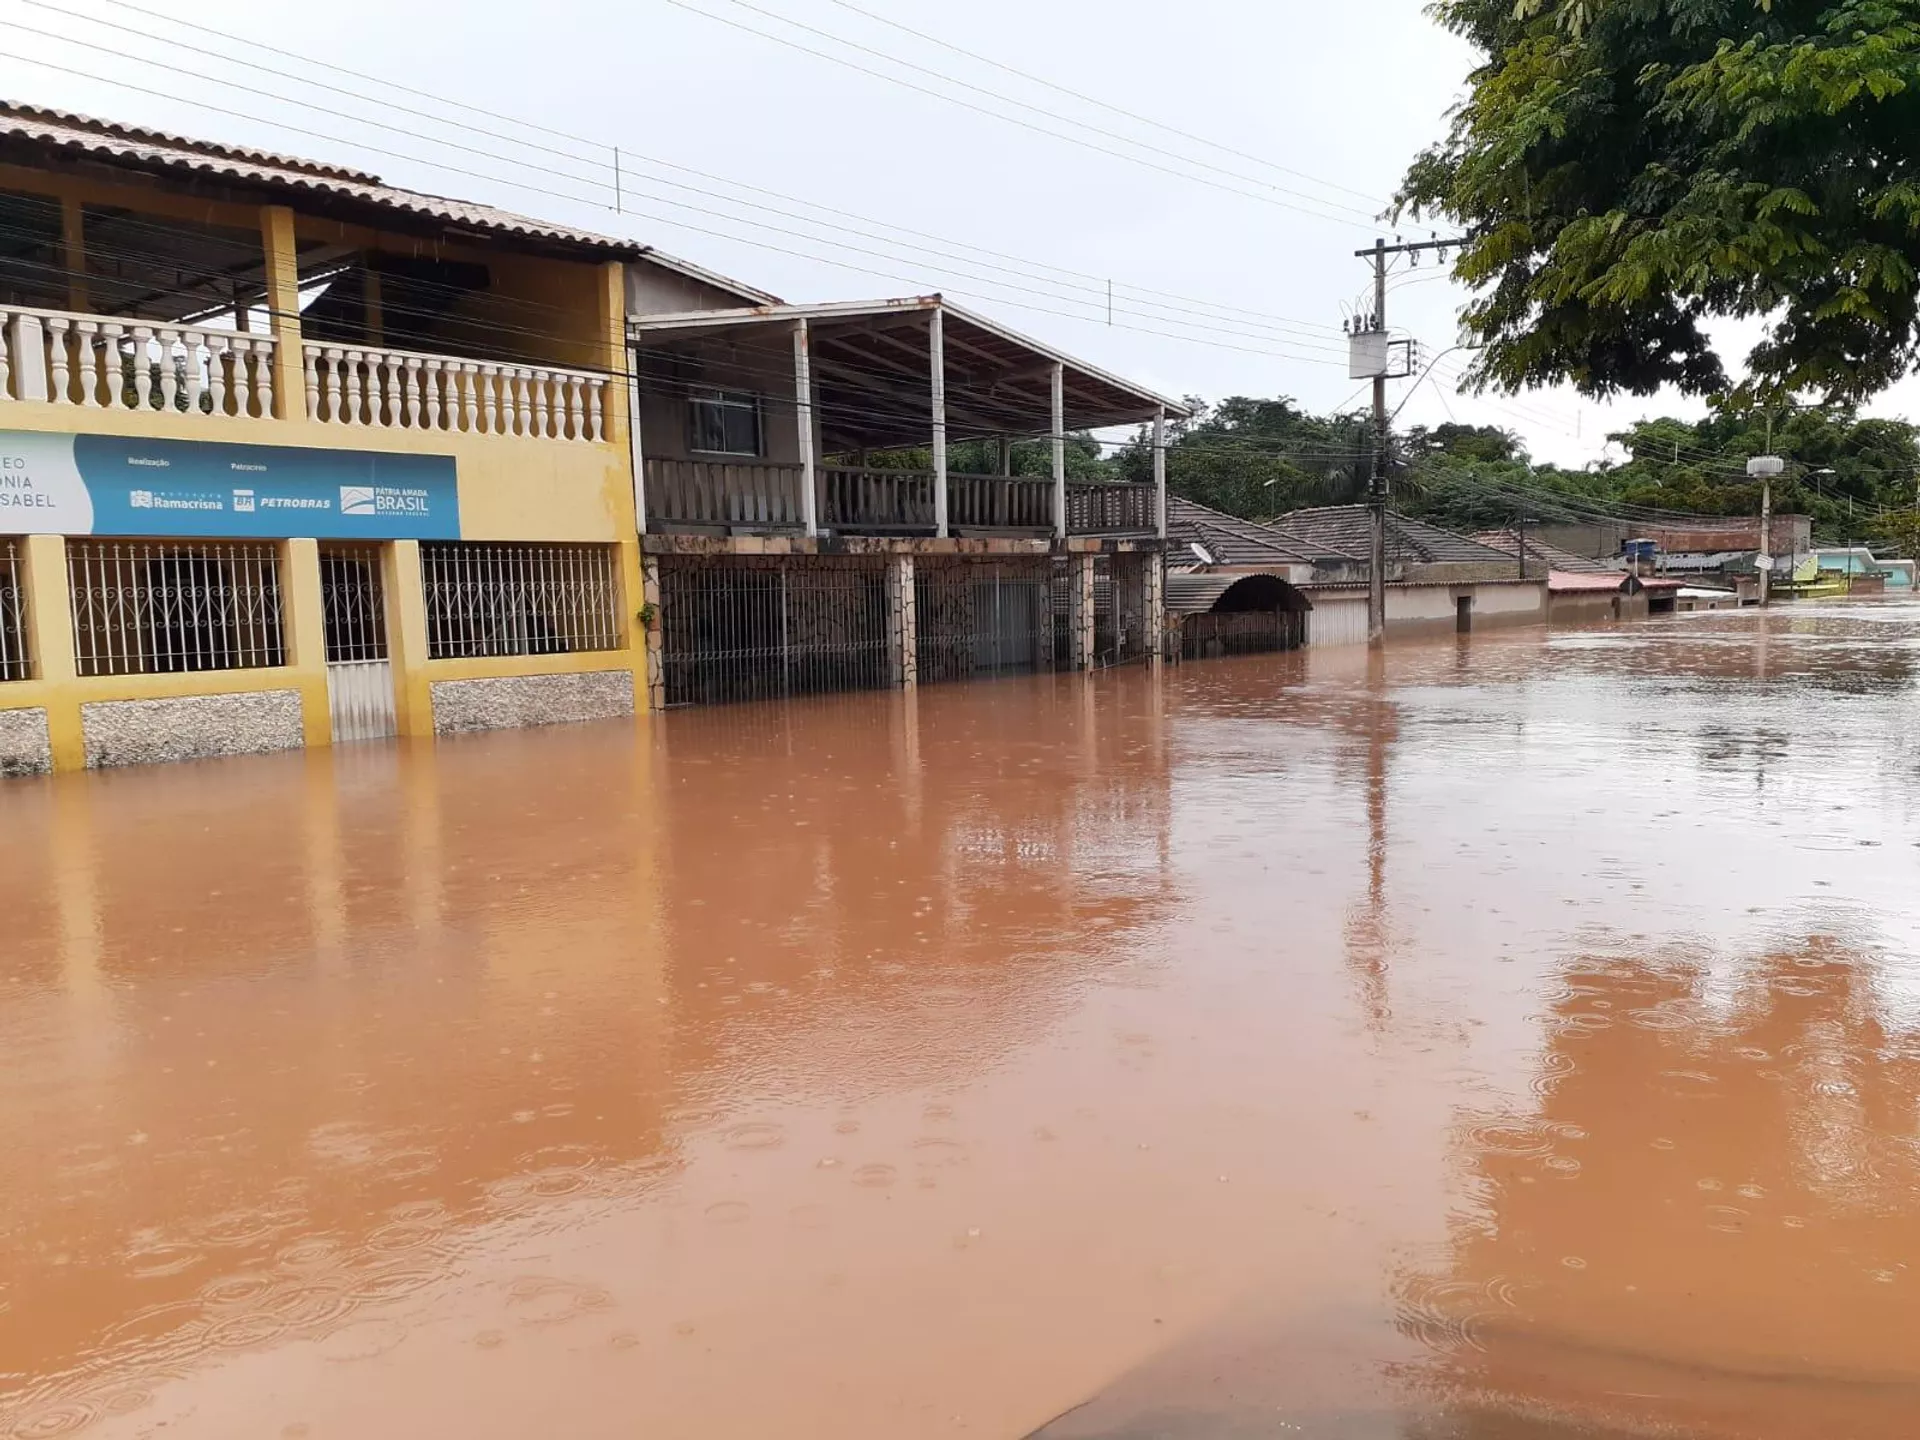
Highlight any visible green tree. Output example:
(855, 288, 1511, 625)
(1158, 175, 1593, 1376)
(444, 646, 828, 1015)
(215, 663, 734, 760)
(1401, 0, 1920, 405)
(1114, 397, 1373, 517)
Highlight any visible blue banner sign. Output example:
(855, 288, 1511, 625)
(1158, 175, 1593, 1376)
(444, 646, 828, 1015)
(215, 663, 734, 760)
(0, 431, 459, 539)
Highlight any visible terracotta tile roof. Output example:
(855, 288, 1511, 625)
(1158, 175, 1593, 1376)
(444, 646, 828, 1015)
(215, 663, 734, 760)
(1268, 505, 1513, 565)
(1167, 496, 1361, 566)
(0, 100, 773, 300)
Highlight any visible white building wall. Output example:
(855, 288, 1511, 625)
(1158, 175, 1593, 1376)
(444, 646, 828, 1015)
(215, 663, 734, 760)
(1473, 581, 1549, 619)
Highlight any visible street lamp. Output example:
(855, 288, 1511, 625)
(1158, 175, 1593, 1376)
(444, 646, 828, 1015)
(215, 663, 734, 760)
(1748, 455, 1784, 607)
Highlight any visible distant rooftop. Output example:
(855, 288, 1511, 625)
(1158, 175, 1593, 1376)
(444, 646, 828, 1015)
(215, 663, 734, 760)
(1268, 505, 1513, 566)
(1167, 496, 1361, 567)
(1471, 530, 1622, 575)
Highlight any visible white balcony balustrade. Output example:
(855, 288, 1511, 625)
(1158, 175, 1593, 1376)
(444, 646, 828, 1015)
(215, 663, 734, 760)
(1, 305, 276, 418)
(303, 344, 607, 442)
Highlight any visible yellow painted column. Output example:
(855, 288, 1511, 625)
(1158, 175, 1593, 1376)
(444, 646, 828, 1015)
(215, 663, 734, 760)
(19, 534, 83, 771)
(280, 538, 332, 749)
(599, 259, 650, 716)
(260, 205, 306, 422)
(385, 540, 435, 738)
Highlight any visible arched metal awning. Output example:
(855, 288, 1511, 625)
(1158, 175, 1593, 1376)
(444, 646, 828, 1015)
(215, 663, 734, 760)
(1166, 571, 1313, 617)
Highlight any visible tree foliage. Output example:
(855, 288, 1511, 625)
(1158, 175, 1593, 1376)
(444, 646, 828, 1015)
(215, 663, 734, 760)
(1112, 397, 1374, 515)
(1128, 391, 1920, 546)
(1401, 0, 1920, 405)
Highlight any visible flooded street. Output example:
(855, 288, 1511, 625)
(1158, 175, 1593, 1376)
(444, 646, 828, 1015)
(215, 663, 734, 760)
(4, 604, 1920, 1440)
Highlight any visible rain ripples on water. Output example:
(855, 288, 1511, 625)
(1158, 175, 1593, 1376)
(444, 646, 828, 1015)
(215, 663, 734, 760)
(4, 603, 1920, 1439)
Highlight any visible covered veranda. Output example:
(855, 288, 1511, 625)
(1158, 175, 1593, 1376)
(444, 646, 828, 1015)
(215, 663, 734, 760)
(629, 295, 1185, 541)
(1167, 570, 1313, 660)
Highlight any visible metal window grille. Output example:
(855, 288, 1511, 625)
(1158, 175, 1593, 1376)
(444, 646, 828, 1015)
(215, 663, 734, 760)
(1092, 556, 1118, 663)
(319, 545, 389, 662)
(66, 540, 285, 677)
(421, 541, 620, 660)
(915, 560, 1054, 686)
(0, 539, 28, 681)
(659, 558, 890, 707)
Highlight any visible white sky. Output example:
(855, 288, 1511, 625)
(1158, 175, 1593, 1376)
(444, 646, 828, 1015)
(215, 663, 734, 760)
(8, 0, 1914, 467)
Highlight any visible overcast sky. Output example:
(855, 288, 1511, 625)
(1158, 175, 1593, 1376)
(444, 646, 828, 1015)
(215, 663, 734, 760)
(11, 0, 1913, 466)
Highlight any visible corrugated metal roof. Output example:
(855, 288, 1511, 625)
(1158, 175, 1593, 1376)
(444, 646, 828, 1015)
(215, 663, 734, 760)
(1167, 496, 1359, 565)
(0, 100, 774, 300)
(630, 295, 1186, 424)
(1166, 571, 1309, 615)
(1270, 506, 1513, 566)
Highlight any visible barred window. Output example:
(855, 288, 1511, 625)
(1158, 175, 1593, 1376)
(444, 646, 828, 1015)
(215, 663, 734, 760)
(421, 541, 620, 660)
(66, 540, 285, 677)
(0, 539, 28, 681)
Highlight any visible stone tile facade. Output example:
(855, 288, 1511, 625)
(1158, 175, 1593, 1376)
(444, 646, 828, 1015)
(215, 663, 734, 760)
(430, 671, 635, 735)
(81, 691, 305, 769)
(886, 554, 917, 689)
(1067, 554, 1096, 671)
(0, 707, 53, 776)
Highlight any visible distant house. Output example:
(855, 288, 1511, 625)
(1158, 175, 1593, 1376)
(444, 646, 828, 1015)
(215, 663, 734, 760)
(1469, 529, 1687, 623)
(1675, 586, 1742, 612)
(1810, 547, 1914, 591)
(1266, 505, 1548, 639)
(1164, 497, 1331, 656)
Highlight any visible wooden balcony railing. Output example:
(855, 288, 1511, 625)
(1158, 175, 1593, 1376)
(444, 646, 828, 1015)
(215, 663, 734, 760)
(646, 457, 807, 530)
(1, 304, 276, 418)
(646, 460, 1160, 539)
(949, 474, 1053, 531)
(822, 466, 935, 532)
(1067, 480, 1156, 535)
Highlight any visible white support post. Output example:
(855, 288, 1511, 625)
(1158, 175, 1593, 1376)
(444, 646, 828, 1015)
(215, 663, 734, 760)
(1153, 405, 1168, 540)
(795, 318, 819, 537)
(1051, 362, 1067, 541)
(930, 307, 948, 539)
(626, 340, 647, 535)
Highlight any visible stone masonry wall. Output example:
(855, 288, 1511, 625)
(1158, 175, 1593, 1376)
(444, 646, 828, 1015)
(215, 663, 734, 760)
(0, 707, 52, 776)
(82, 691, 305, 769)
(430, 671, 635, 735)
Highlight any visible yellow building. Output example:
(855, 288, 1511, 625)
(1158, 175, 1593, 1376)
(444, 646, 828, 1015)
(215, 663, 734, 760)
(0, 102, 1186, 772)
(0, 101, 768, 773)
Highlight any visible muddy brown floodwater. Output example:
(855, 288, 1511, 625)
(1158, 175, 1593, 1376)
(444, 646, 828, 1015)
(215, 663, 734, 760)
(4, 604, 1920, 1440)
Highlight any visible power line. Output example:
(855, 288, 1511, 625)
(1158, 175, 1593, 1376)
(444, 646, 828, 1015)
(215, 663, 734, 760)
(55, 0, 1348, 345)
(817, 0, 1387, 209)
(660, 0, 1377, 227)
(1, 51, 1356, 368)
(0, 17, 1357, 358)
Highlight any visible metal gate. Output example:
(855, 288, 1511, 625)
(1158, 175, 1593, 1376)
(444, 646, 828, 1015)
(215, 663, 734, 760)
(658, 558, 891, 707)
(320, 545, 396, 742)
(916, 559, 1053, 685)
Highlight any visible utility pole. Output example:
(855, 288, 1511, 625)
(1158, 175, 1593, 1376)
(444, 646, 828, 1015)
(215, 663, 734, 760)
(1350, 235, 1464, 647)
(1748, 454, 1783, 607)
(1366, 239, 1389, 647)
